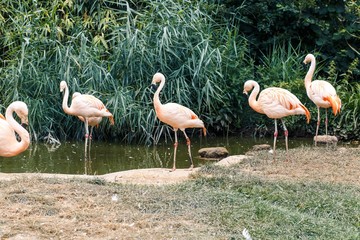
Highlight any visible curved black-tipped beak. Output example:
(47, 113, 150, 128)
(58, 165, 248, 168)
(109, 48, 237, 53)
(21, 123, 29, 129)
(150, 83, 158, 92)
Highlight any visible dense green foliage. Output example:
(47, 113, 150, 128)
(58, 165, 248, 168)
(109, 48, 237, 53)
(0, 0, 359, 143)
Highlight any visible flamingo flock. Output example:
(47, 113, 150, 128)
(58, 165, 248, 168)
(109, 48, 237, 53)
(0, 53, 341, 168)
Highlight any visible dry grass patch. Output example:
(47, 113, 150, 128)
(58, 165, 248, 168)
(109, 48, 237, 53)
(0, 146, 359, 239)
(242, 146, 360, 186)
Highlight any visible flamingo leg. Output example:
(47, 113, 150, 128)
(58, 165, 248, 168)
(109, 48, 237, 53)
(315, 106, 320, 146)
(172, 129, 178, 172)
(281, 119, 289, 161)
(88, 126, 94, 154)
(273, 119, 278, 161)
(325, 108, 328, 136)
(84, 118, 89, 159)
(182, 130, 194, 170)
(84, 153, 92, 175)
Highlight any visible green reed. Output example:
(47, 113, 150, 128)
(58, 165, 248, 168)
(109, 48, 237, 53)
(0, 0, 355, 143)
(0, 0, 250, 144)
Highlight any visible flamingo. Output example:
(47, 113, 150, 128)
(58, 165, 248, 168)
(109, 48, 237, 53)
(303, 53, 341, 146)
(151, 73, 206, 171)
(60, 81, 114, 156)
(0, 101, 30, 157)
(243, 80, 310, 160)
(72, 92, 103, 152)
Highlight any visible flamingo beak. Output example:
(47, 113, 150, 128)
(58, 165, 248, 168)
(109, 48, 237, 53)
(150, 83, 158, 92)
(243, 90, 248, 96)
(21, 116, 29, 128)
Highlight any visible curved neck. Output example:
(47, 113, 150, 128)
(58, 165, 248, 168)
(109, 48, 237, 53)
(5, 105, 30, 152)
(153, 78, 165, 109)
(248, 80, 263, 114)
(62, 84, 73, 115)
(305, 56, 316, 89)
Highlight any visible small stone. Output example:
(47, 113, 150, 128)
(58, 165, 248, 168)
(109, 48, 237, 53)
(198, 147, 229, 159)
(251, 144, 272, 151)
(314, 135, 338, 144)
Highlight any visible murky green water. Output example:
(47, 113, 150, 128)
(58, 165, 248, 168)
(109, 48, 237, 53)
(0, 136, 314, 175)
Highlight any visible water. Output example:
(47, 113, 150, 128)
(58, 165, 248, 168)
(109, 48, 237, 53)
(0, 136, 314, 175)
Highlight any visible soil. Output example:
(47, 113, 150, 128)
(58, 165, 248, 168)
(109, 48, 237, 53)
(0, 145, 359, 239)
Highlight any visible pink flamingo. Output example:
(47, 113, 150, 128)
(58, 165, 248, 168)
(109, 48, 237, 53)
(303, 53, 341, 145)
(72, 92, 102, 152)
(151, 73, 206, 171)
(60, 81, 114, 156)
(243, 80, 310, 160)
(0, 101, 30, 157)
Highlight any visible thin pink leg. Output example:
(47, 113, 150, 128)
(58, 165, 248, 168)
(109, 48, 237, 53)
(325, 108, 328, 136)
(315, 107, 320, 146)
(84, 119, 89, 159)
(171, 130, 178, 172)
(281, 119, 289, 161)
(273, 119, 278, 162)
(182, 130, 194, 170)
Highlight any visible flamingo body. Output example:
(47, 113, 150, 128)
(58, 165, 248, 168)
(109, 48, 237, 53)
(243, 80, 310, 160)
(72, 92, 103, 128)
(155, 102, 205, 132)
(303, 54, 341, 143)
(258, 87, 310, 121)
(151, 73, 206, 171)
(0, 101, 30, 157)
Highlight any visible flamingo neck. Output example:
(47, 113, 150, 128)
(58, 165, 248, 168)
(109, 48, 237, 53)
(248, 81, 263, 114)
(305, 55, 316, 90)
(153, 78, 165, 110)
(62, 84, 74, 115)
(5, 105, 30, 153)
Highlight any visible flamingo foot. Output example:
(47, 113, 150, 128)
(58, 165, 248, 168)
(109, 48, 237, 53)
(187, 164, 194, 171)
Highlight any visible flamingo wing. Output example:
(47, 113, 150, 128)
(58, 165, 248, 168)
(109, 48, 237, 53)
(156, 103, 204, 129)
(260, 87, 309, 120)
(308, 80, 341, 114)
(71, 94, 114, 124)
(74, 94, 106, 111)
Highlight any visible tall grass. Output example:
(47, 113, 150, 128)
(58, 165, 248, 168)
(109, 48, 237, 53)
(0, 0, 356, 143)
(0, 0, 251, 144)
(335, 58, 360, 140)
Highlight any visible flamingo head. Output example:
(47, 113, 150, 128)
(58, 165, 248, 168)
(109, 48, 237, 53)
(13, 101, 29, 127)
(303, 54, 315, 65)
(150, 72, 165, 92)
(60, 81, 67, 92)
(243, 80, 255, 96)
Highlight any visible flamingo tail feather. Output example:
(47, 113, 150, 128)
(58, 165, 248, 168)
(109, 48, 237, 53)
(300, 104, 311, 124)
(323, 96, 341, 116)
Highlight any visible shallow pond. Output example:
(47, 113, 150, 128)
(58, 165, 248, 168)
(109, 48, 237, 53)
(0, 136, 315, 175)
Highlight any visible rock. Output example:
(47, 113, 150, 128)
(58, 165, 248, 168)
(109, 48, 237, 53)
(245, 144, 272, 156)
(314, 135, 338, 144)
(215, 155, 248, 167)
(198, 147, 229, 159)
(251, 144, 272, 151)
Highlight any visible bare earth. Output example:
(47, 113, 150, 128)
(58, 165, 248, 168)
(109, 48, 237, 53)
(0, 146, 359, 239)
